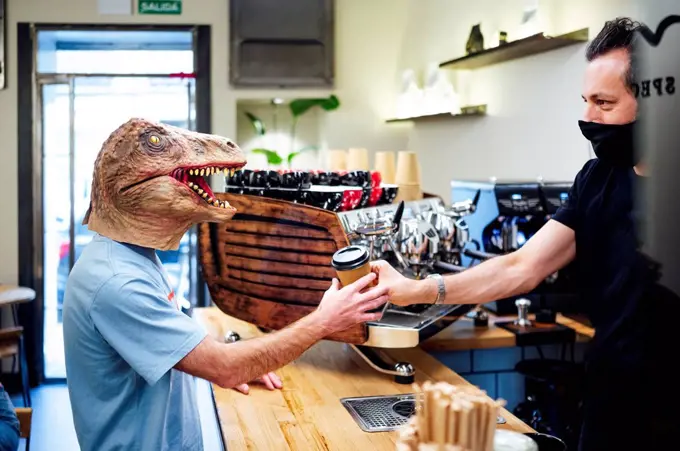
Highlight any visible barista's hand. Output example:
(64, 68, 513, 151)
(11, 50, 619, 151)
(233, 371, 283, 394)
(314, 273, 390, 334)
(370, 260, 422, 306)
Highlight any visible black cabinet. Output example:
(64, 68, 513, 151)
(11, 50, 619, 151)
(229, 0, 335, 88)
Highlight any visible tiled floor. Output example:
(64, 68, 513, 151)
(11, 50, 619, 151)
(10, 379, 223, 451)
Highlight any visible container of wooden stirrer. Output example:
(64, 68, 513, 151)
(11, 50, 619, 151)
(396, 381, 506, 451)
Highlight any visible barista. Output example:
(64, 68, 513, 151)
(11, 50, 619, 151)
(371, 17, 678, 451)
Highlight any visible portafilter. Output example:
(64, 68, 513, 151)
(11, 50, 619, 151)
(422, 209, 470, 263)
(396, 217, 440, 279)
(349, 201, 408, 269)
(421, 189, 479, 264)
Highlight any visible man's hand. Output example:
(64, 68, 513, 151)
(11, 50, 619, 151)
(232, 371, 282, 395)
(314, 272, 390, 334)
(369, 260, 425, 306)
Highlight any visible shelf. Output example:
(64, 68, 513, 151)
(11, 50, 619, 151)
(385, 104, 487, 123)
(439, 28, 589, 70)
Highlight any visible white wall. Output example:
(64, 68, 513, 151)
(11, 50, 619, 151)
(0, 0, 410, 283)
(0, 0, 648, 283)
(395, 0, 640, 202)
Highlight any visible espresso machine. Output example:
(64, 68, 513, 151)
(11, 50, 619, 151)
(341, 191, 479, 277)
(335, 194, 480, 381)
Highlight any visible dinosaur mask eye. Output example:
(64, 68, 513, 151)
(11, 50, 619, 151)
(145, 133, 166, 152)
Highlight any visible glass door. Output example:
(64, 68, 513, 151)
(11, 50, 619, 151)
(41, 75, 196, 378)
(41, 81, 73, 379)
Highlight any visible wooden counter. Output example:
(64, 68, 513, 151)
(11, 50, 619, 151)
(421, 312, 595, 352)
(194, 307, 534, 451)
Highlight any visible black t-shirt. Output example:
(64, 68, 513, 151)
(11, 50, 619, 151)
(553, 158, 674, 374)
(553, 158, 678, 450)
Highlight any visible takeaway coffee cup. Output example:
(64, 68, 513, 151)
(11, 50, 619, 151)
(331, 245, 373, 287)
(331, 245, 386, 314)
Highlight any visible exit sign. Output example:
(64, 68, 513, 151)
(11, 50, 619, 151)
(138, 0, 182, 15)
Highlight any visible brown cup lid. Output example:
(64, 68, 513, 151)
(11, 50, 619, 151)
(331, 245, 370, 271)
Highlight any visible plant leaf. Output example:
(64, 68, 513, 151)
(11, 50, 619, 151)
(251, 148, 283, 165)
(244, 111, 266, 136)
(287, 146, 318, 164)
(289, 95, 341, 118)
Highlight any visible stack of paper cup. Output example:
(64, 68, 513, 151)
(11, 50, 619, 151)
(347, 148, 370, 171)
(374, 151, 396, 184)
(328, 149, 348, 171)
(395, 151, 422, 201)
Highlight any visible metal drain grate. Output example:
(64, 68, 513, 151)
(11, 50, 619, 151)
(340, 394, 507, 433)
(341, 394, 415, 432)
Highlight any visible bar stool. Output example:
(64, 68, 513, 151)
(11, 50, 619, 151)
(0, 285, 35, 407)
(15, 407, 32, 451)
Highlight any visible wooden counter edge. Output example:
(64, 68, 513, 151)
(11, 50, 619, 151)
(420, 312, 595, 351)
(192, 306, 534, 451)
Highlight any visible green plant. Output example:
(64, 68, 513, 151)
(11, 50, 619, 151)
(244, 95, 340, 167)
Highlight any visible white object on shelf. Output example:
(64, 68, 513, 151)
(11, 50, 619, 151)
(395, 69, 424, 119)
(422, 63, 461, 116)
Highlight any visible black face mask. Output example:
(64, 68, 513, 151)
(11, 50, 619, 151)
(578, 120, 640, 168)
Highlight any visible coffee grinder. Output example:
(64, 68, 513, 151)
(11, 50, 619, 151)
(478, 181, 547, 314)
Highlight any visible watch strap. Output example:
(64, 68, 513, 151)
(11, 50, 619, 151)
(426, 273, 445, 305)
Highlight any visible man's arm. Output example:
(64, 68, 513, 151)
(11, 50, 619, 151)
(175, 274, 388, 389)
(176, 310, 326, 389)
(373, 219, 576, 306)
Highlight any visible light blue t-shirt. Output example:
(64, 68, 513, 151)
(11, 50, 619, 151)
(63, 234, 208, 451)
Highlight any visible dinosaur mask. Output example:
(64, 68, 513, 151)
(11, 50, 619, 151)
(83, 118, 247, 250)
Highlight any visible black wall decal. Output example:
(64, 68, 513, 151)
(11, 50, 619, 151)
(637, 15, 680, 46)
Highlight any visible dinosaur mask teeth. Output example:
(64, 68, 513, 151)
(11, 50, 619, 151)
(171, 165, 243, 209)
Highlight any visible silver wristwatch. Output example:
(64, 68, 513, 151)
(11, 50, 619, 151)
(426, 273, 446, 305)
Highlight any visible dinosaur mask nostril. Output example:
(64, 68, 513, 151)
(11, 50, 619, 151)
(226, 141, 236, 149)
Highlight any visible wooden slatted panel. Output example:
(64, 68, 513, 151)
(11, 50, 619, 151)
(208, 285, 366, 344)
(223, 232, 337, 253)
(226, 266, 331, 291)
(225, 220, 331, 240)
(224, 256, 336, 280)
(224, 244, 333, 267)
(223, 276, 323, 305)
(198, 193, 366, 344)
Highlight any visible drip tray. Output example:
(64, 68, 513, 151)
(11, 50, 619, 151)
(340, 394, 507, 433)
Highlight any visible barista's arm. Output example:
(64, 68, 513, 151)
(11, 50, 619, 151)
(372, 219, 576, 306)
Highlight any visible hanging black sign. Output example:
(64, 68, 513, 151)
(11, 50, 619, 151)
(0, 0, 5, 90)
(634, 6, 680, 298)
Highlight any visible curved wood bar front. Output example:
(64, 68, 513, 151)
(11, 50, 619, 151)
(198, 193, 367, 344)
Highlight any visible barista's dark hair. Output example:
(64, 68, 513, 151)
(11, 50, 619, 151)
(586, 17, 643, 89)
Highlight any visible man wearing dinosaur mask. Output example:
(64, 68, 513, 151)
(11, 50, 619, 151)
(62, 120, 389, 451)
